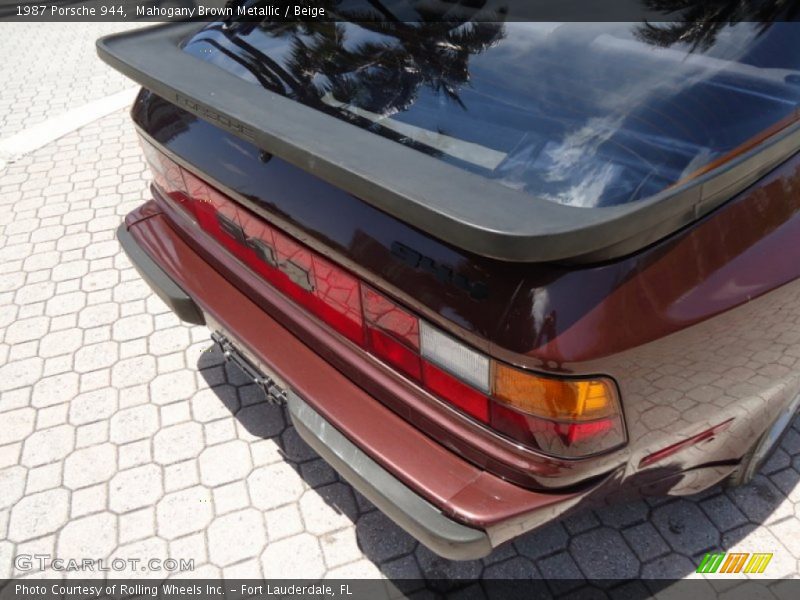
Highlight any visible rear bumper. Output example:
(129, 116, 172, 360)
(118, 203, 616, 558)
(117, 223, 204, 325)
(287, 392, 492, 559)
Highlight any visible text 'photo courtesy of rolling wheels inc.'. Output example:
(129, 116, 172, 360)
(2, 1, 800, 599)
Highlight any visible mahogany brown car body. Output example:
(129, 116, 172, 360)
(122, 88, 800, 552)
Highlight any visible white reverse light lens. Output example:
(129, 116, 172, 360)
(419, 321, 490, 392)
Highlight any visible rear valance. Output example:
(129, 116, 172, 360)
(97, 22, 800, 263)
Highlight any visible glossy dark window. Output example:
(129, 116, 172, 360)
(183, 13, 800, 208)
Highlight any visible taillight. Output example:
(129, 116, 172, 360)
(422, 361, 490, 423)
(140, 137, 626, 458)
(489, 366, 623, 456)
(362, 287, 421, 379)
(420, 322, 490, 393)
(140, 138, 365, 345)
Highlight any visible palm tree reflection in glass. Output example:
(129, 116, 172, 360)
(193, 0, 506, 160)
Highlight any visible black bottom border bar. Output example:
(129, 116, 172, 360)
(0, 579, 798, 600)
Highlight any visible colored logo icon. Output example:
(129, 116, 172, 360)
(696, 552, 773, 574)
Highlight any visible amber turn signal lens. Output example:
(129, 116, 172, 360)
(493, 364, 617, 421)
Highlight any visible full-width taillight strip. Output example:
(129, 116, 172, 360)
(141, 137, 626, 458)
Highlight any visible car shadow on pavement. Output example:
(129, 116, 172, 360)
(197, 346, 800, 592)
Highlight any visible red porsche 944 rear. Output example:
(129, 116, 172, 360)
(98, 6, 800, 558)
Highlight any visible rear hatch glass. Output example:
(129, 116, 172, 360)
(182, 15, 800, 208)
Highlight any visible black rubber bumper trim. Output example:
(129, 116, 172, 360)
(116, 223, 205, 326)
(286, 391, 494, 560)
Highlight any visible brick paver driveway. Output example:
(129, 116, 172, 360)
(1, 22, 800, 589)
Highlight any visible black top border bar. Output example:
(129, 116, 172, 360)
(5, 0, 800, 22)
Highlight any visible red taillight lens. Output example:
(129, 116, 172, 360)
(367, 327, 422, 380)
(362, 287, 419, 349)
(141, 138, 626, 458)
(143, 139, 364, 345)
(422, 361, 490, 423)
(362, 286, 422, 379)
(490, 402, 624, 457)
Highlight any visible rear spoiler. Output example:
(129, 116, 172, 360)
(97, 22, 800, 264)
